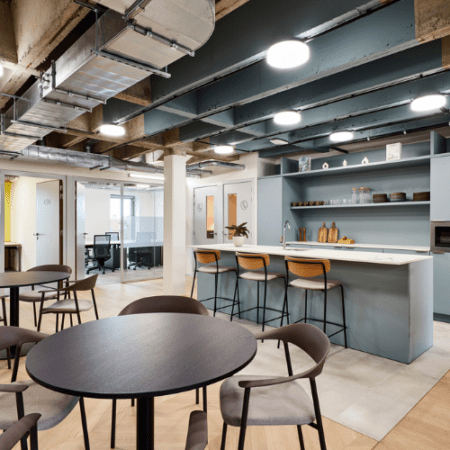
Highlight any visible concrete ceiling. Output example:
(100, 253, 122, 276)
(1, 0, 450, 165)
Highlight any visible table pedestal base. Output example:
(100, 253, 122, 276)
(137, 397, 154, 450)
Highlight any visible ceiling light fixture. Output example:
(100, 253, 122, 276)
(129, 172, 164, 180)
(214, 145, 234, 155)
(267, 40, 310, 69)
(270, 138, 289, 145)
(273, 111, 301, 126)
(99, 124, 125, 137)
(330, 131, 354, 142)
(410, 94, 446, 112)
(0, 64, 3, 77)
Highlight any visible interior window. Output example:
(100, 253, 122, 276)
(110, 195, 135, 232)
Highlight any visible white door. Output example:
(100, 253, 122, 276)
(193, 185, 223, 245)
(75, 181, 86, 280)
(223, 181, 253, 244)
(36, 180, 61, 265)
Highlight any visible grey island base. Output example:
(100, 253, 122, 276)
(193, 244, 433, 364)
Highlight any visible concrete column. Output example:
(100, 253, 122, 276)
(163, 154, 187, 294)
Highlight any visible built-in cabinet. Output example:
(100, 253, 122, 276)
(257, 131, 450, 316)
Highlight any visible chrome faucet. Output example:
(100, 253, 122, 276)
(283, 220, 290, 250)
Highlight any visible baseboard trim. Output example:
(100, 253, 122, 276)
(434, 313, 450, 323)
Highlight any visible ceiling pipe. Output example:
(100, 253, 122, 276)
(186, 160, 246, 171)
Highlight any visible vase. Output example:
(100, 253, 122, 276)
(233, 236, 245, 247)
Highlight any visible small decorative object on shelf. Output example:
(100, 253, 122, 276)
(362, 156, 369, 165)
(328, 222, 338, 243)
(322, 162, 329, 169)
(318, 222, 328, 243)
(298, 156, 311, 172)
(338, 236, 355, 244)
(413, 191, 430, 201)
(389, 192, 406, 202)
(373, 193, 388, 203)
(352, 188, 358, 204)
(298, 228, 306, 241)
(343, 159, 348, 167)
(225, 222, 249, 247)
(386, 142, 402, 161)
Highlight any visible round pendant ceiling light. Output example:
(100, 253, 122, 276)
(410, 94, 446, 112)
(0, 64, 3, 77)
(267, 40, 310, 69)
(329, 131, 354, 142)
(214, 145, 234, 155)
(99, 124, 125, 137)
(273, 111, 301, 126)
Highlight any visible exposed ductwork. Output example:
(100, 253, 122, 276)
(8, 145, 211, 178)
(0, 0, 215, 153)
(187, 160, 246, 171)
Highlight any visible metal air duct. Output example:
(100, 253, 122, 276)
(187, 160, 246, 171)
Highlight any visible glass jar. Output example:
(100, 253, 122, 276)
(359, 187, 365, 204)
(364, 188, 371, 203)
(352, 188, 358, 204)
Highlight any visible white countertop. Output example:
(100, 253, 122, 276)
(286, 241, 430, 252)
(192, 244, 432, 265)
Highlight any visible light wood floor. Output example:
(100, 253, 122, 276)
(2, 277, 449, 449)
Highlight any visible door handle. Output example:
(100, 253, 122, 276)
(82, 233, 89, 236)
(33, 233, 40, 236)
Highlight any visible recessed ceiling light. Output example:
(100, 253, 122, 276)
(0, 64, 3, 77)
(267, 40, 310, 69)
(270, 138, 289, 145)
(129, 172, 164, 180)
(411, 94, 446, 112)
(330, 131, 354, 142)
(273, 111, 301, 126)
(214, 145, 234, 155)
(99, 124, 125, 137)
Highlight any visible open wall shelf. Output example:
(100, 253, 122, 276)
(291, 201, 430, 210)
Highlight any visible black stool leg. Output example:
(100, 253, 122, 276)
(33, 303, 37, 327)
(304, 289, 308, 323)
(323, 288, 328, 335)
(213, 273, 218, 317)
(230, 276, 239, 321)
(190, 270, 197, 298)
(340, 285, 348, 348)
(256, 281, 260, 324)
(262, 280, 267, 332)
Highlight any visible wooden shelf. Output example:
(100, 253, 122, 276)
(291, 201, 430, 210)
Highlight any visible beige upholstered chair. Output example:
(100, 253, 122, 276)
(17, 265, 72, 328)
(110, 295, 209, 449)
(232, 252, 288, 331)
(220, 323, 330, 450)
(0, 326, 90, 449)
(191, 249, 237, 316)
(285, 257, 347, 347)
(37, 274, 99, 332)
(0, 413, 41, 450)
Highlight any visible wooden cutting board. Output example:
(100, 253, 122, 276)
(328, 222, 338, 243)
(318, 222, 328, 243)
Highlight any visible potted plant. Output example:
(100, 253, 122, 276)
(225, 222, 249, 247)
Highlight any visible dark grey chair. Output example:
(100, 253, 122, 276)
(87, 235, 112, 274)
(219, 323, 330, 450)
(37, 274, 99, 332)
(17, 265, 72, 328)
(185, 410, 208, 450)
(110, 295, 209, 449)
(0, 326, 90, 450)
(0, 413, 41, 450)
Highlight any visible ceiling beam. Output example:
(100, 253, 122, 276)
(215, 0, 250, 21)
(415, 0, 450, 42)
(114, 78, 151, 106)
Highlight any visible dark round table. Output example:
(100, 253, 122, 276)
(0, 271, 70, 327)
(26, 313, 257, 450)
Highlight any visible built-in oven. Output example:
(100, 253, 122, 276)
(431, 221, 450, 252)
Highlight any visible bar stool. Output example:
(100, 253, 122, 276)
(285, 256, 347, 347)
(232, 252, 288, 331)
(191, 250, 238, 316)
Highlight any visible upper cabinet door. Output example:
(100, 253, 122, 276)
(257, 177, 283, 246)
(431, 156, 450, 221)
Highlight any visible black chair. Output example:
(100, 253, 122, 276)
(87, 235, 113, 274)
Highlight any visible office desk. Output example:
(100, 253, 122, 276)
(4, 243, 21, 272)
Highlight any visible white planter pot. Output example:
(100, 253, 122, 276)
(233, 236, 245, 247)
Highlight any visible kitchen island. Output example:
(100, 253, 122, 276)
(192, 244, 433, 363)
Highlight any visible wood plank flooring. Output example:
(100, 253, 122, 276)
(1, 276, 448, 449)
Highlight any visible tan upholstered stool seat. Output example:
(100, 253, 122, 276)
(289, 277, 342, 291)
(220, 375, 315, 427)
(0, 380, 79, 431)
(19, 289, 58, 302)
(240, 270, 285, 282)
(198, 265, 236, 274)
(42, 299, 94, 314)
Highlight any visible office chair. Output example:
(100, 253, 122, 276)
(87, 235, 113, 274)
(105, 232, 119, 241)
(0, 413, 41, 450)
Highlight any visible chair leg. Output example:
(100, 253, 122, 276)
(323, 289, 327, 335)
(6, 346, 11, 370)
(79, 397, 91, 450)
(195, 388, 199, 405)
(190, 270, 197, 298)
(92, 289, 99, 320)
(131, 398, 135, 407)
(1, 297, 7, 326)
(70, 314, 74, 327)
(305, 289, 308, 323)
(237, 388, 251, 450)
(230, 277, 239, 321)
(202, 386, 207, 413)
(37, 306, 44, 332)
(256, 281, 260, 324)
(55, 314, 59, 333)
(32, 303, 37, 327)
(111, 399, 116, 449)
(61, 314, 65, 331)
(213, 273, 218, 317)
(220, 422, 228, 450)
(310, 379, 327, 450)
(262, 280, 267, 332)
(297, 425, 306, 450)
(340, 285, 348, 348)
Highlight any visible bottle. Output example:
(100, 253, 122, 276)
(365, 188, 371, 203)
(359, 187, 365, 204)
(352, 188, 358, 204)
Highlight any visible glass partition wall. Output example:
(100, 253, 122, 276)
(77, 180, 163, 285)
